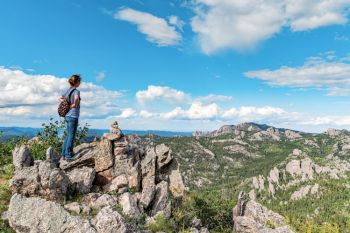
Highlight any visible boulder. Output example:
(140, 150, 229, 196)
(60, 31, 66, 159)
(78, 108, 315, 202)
(84, 193, 118, 210)
(41, 164, 70, 200)
(155, 144, 173, 169)
(119, 192, 142, 218)
(12, 145, 33, 171)
(141, 148, 156, 178)
(162, 159, 185, 197)
(92, 206, 136, 233)
(6, 194, 96, 233)
(66, 166, 96, 194)
(46, 146, 61, 166)
(10, 164, 40, 196)
(64, 202, 81, 215)
(95, 138, 114, 173)
(140, 176, 156, 209)
(151, 181, 171, 218)
(60, 143, 97, 170)
(128, 162, 141, 191)
(103, 174, 129, 192)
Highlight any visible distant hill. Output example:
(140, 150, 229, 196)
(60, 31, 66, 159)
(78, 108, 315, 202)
(0, 126, 192, 142)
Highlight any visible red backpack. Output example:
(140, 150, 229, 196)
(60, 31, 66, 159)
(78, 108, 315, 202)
(58, 88, 76, 117)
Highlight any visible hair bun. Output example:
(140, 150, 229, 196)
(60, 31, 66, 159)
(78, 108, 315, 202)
(68, 74, 81, 86)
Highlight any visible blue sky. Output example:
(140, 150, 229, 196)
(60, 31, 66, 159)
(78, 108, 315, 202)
(1, 0, 350, 132)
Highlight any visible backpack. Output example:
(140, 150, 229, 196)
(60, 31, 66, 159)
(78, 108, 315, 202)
(58, 88, 76, 117)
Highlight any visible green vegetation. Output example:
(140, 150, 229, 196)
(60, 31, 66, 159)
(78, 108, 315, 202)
(30, 118, 89, 160)
(145, 130, 350, 232)
(147, 214, 175, 233)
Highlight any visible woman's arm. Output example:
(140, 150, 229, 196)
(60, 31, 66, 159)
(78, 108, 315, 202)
(70, 94, 80, 108)
(58, 96, 64, 102)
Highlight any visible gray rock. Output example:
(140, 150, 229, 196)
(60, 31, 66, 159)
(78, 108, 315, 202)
(128, 162, 141, 191)
(92, 206, 135, 233)
(84, 193, 118, 210)
(10, 164, 40, 196)
(155, 144, 173, 169)
(103, 174, 128, 192)
(191, 217, 202, 228)
(285, 130, 302, 140)
(7, 194, 96, 233)
(140, 176, 156, 209)
(151, 181, 171, 218)
(119, 192, 141, 218)
(46, 146, 61, 166)
(232, 196, 294, 233)
(12, 145, 33, 171)
(95, 138, 114, 173)
(141, 148, 156, 178)
(67, 166, 96, 194)
(60, 143, 97, 170)
(64, 202, 81, 214)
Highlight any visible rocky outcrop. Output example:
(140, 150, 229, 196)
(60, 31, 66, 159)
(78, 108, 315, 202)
(6, 121, 187, 232)
(232, 192, 294, 233)
(10, 159, 71, 200)
(290, 183, 320, 201)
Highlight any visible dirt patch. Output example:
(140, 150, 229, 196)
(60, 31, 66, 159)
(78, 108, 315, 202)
(0, 178, 8, 186)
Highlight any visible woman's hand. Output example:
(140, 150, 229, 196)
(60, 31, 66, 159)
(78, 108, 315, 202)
(58, 96, 64, 102)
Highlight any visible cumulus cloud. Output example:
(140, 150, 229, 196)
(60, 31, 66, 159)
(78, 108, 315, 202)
(136, 85, 190, 104)
(286, 0, 350, 31)
(139, 110, 155, 118)
(0, 67, 122, 119)
(117, 108, 137, 119)
(161, 102, 219, 120)
(244, 54, 350, 96)
(221, 106, 294, 122)
(190, 0, 350, 54)
(115, 8, 182, 46)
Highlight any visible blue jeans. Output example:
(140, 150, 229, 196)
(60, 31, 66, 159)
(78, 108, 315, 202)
(62, 116, 78, 159)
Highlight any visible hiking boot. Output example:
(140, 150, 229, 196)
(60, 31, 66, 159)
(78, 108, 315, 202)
(65, 154, 80, 161)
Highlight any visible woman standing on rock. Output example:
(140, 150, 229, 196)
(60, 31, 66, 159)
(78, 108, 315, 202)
(59, 74, 81, 161)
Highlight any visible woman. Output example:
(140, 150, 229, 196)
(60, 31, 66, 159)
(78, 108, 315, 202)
(59, 74, 81, 161)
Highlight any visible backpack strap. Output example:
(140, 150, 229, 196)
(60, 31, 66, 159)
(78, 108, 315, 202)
(65, 88, 76, 104)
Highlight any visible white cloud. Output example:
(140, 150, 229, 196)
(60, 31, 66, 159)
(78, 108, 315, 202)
(195, 94, 232, 103)
(115, 8, 182, 46)
(161, 102, 219, 120)
(244, 54, 350, 96)
(96, 71, 106, 82)
(0, 67, 122, 119)
(222, 106, 293, 122)
(136, 85, 190, 104)
(139, 110, 155, 118)
(286, 0, 350, 31)
(168, 15, 185, 31)
(190, 0, 350, 54)
(117, 108, 137, 119)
